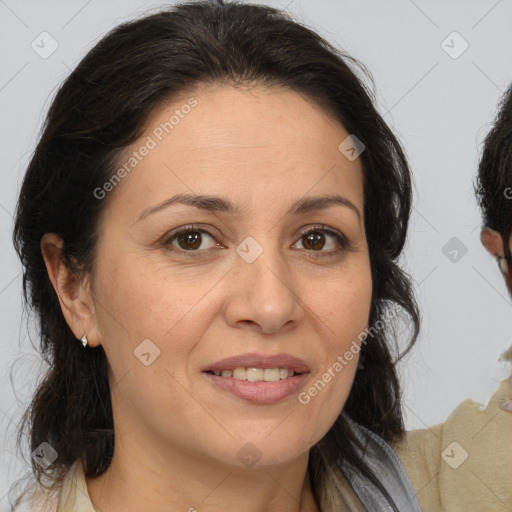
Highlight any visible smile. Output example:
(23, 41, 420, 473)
(206, 367, 297, 381)
(202, 370, 309, 404)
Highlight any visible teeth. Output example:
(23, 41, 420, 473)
(233, 368, 247, 380)
(279, 368, 289, 379)
(246, 368, 263, 381)
(263, 368, 280, 382)
(211, 367, 296, 381)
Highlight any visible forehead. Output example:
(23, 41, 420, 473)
(104, 84, 364, 221)
(151, 83, 349, 157)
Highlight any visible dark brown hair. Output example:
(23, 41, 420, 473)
(476, 84, 512, 267)
(11, 1, 419, 509)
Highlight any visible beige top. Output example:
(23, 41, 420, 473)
(394, 377, 512, 512)
(12, 459, 94, 512)
(12, 453, 368, 512)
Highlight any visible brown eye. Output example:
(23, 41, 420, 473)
(293, 226, 349, 257)
(301, 231, 326, 251)
(176, 231, 202, 250)
(165, 228, 220, 253)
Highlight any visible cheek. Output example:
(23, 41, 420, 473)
(94, 253, 200, 335)
(92, 251, 225, 386)
(91, 256, 212, 420)
(314, 266, 373, 347)
(295, 266, 372, 420)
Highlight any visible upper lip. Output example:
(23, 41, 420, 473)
(203, 353, 311, 374)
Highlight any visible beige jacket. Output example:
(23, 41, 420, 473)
(394, 377, 512, 511)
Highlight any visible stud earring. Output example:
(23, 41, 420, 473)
(81, 335, 88, 348)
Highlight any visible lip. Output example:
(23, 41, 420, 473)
(202, 371, 310, 404)
(202, 352, 311, 374)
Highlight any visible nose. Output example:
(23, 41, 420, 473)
(223, 243, 304, 335)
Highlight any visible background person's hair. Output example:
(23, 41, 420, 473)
(476, 84, 512, 268)
(11, 0, 419, 509)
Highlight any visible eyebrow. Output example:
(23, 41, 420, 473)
(135, 193, 361, 222)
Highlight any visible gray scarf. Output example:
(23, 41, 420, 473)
(340, 418, 423, 511)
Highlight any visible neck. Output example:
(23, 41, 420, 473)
(85, 429, 320, 512)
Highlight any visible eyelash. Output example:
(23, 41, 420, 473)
(163, 224, 353, 259)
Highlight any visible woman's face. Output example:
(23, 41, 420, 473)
(87, 84, 372, 468)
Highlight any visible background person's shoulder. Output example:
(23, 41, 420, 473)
(394, 374, 512, 512)
(392, 420, 443, 511)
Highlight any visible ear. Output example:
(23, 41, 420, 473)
(480, 227, 509, 275)
(40, 233, 101, 347)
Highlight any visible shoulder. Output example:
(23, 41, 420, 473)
(9, 459, 90, 512)
(393, 377, 512, 512)
(9, 481, 60, 512)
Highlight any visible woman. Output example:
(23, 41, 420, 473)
(9, 1, 422, 510)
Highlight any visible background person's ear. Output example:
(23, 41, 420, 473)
(481, 227, 509, 275)
(40, 233, 101, 347)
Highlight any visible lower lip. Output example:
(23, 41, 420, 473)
(202, 372, 309, 404)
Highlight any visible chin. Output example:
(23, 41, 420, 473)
(220, 435, 312, 469)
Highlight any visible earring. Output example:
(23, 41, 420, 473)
(81, 335, 88, 348)
(497, 256, 508, 274)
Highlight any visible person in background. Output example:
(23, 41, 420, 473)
(394, 85, 512, 512)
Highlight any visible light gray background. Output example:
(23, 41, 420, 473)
(2, 0, 512, 502)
